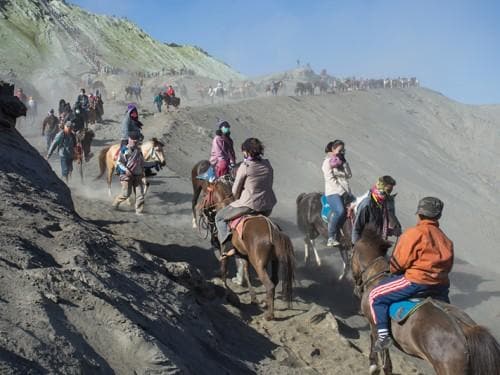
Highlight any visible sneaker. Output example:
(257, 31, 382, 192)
(374, 336, 393, 352)
(135, 211, 144, 216)
(326, 238, 340, 247)
(231, 276, 244, 286)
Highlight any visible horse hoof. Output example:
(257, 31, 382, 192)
(264, 313, 274, 321)
(369, 364, 380, 375)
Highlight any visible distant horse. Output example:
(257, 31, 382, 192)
(271, 81, 283, 96)
(296, 192, 354, 280)
(214, 86, 224, 101)
(164, 94, 180, 110)
(97, 138, 166, 195)
(295, 82, 314, 96)
(313, 80, 329, 95)
(351, 226, 500, 375)
(125, 86, 142, 101)
(199, 181, 295, 321)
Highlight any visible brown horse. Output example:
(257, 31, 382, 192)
(199, 181, 295, 321)
(96, 138, 166, 195)
(351, 226, 500, 375)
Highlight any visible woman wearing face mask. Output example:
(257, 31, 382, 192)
(322, 139, 352, 247)
(215, 137, 277, 257)
(209, 120, 236, 178)
(121, 104, 143, 142)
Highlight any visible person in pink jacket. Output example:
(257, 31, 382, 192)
(210, 120, 236, 178)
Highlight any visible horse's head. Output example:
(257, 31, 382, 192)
(386, 194, 402, 237)
(199, 180, 234, 224)
(147, 137, 166, 167)
(351, 225, 392, 295)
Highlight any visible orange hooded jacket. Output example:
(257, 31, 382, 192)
(390, 219, 453, 285)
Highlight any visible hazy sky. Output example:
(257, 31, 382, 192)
(71, 0, 499, 105)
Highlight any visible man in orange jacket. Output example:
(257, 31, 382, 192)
(368, 196, 454, 352)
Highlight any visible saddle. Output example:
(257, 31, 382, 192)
(389, 290, 450, 323)
(321, 194, 356, 223)
(229, 215, 274, 241)
(196, 165, 216, 182)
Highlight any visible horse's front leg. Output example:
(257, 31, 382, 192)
(143, 177, 150, 196)
(381, 349, 393, 375)
(220, 256, 229, 288)
(241, 259, 257, 304)
(369, 327, 381, 375)
(254, 264, 275, 321)
(338, 247, 348, 281)
(311, 239, 322, 266)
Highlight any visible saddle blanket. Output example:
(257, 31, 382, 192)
(321, 195, 331, 223)
(196, 165, 216, 182)
(229, 216, 250, 239)
(389, 298, 427, 323)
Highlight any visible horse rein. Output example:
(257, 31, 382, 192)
(353, 255, 390, 298)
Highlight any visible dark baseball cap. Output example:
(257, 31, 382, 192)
(416, 197, 444, 218)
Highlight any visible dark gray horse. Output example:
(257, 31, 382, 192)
(296, 192, 401, 280)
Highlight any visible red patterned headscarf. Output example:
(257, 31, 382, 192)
(370, 184, 386, 206)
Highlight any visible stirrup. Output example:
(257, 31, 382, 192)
(221, 248, 236, 259)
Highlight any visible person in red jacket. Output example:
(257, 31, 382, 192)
(368, 197, 453, 352)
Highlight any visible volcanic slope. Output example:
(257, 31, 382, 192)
(151, 87, 500, 343)
(0, 0, 243, 98)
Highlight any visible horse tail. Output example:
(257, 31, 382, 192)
(95, 146, 110, 179)
(272, 227, 295, 307)
(463, 325, 500, 375)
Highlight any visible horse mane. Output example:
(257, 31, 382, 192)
(150, 137, 164, 147)
(359, 224, 392, 255)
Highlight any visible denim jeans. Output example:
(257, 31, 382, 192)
(326, 194, 346, 239)
(215, 205, 255, 244)
(369, 274, 450, 330)
(60, 156, 73, 178)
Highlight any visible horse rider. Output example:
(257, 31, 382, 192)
(47, 121, 77, 183)
(209, 120, 236, 179)
(120, 104, 143, 149)
(215, 138, 277, 258)
(167, 85, 175, 97)
(75, 88, 89, 127)
(112, 136, 146, 215)
(352, 176, 401, 245)
(322, 139, 352, 247)
(369, 197, 453, 352)
(60, 102, 74, 129)
(42, 109, 59, 151)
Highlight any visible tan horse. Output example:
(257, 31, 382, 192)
(96, 138, 166, 195)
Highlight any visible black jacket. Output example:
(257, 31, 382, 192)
(352, 195, 386, 243)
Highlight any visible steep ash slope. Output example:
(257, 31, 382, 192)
(159, 88, 499, 271)
(0, 128, 270, 374)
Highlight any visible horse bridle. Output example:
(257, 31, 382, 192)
(352, 253, 390, 298)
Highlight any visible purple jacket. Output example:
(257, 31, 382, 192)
(209, 135, 236, 165)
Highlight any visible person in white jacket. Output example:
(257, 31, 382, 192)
(322, 140, 352, 247)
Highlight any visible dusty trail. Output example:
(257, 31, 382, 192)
(35, 98, 429, 374)
(18, 87, 499, 374)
